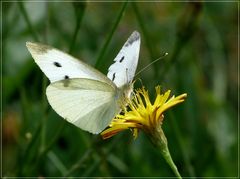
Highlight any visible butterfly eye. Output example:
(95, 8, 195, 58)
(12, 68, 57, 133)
(119, 56, 124, 63)
(54, 62, 62, 67)
(64, 75, 69, 79)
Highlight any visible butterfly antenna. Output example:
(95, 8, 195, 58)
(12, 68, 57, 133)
(135, 52, 168, 77)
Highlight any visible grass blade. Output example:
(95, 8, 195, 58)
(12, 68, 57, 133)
(18, 2, 39, 41)
(69, 2, 86, 53)
(95, 1, 128, 68)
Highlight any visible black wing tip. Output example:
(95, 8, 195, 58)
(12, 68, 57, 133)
(132, 30, 140, 37)
(26, 41, 52, 54)
(125, 31, 140, 46)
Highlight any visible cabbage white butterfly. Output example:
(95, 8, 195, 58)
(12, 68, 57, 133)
(26, 31, 140, 134)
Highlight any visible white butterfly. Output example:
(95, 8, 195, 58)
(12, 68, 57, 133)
(26, 31, 140, 134)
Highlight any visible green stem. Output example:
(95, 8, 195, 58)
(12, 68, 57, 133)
(18, 2, 39, 41)
(161, 144, 182, 179)
(95, 1, 128, 68)
(69, 2, 86, 53)
(148, 126, 182, 179)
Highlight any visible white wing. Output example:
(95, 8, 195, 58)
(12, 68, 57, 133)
(46, 78, 119, 134)
(26, 42, 113, 86)
(107, 31, 140, 87)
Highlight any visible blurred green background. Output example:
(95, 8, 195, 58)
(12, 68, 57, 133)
(2, 1, 238, 178)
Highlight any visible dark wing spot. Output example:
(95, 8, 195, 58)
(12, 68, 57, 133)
(119, 56, 124, 63)
(54, 62, 62, 67)
(112, 73, 116, 81)
(64, 75, 69, 79)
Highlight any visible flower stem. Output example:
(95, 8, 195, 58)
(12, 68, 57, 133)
(148, 126, 182, 179)
(161, 144, 182, 179)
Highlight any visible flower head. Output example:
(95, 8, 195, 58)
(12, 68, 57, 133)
(101, 86, 187, 139)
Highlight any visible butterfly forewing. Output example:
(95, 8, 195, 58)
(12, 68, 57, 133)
(26, 42, 114, 87)
(107, 31, 140, 87)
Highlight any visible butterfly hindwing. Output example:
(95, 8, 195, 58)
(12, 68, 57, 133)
(46, 78, 119, 134)
(107, 31, 140, 87)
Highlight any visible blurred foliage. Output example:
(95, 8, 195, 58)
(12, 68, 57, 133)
(2, 1, 238, 178)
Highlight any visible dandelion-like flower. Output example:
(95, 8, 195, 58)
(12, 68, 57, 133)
(102, 86, 187, 139)
(101, 86, 187, 178)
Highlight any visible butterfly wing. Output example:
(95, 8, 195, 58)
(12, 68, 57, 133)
(26, 42, 113, 86)
(26, 33, 140, 133)
(46, 78, 119, 134)
(107, 31, 141, 87)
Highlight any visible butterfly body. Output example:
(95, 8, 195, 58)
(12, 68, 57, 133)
(26, 31, 140, 134)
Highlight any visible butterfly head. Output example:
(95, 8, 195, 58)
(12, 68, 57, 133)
(123, 83, 134, 100)
(116, 82, 134, 108)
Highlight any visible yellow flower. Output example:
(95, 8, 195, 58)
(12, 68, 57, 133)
(101, 85, 187, 178)
(101, 86, 187, 140)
